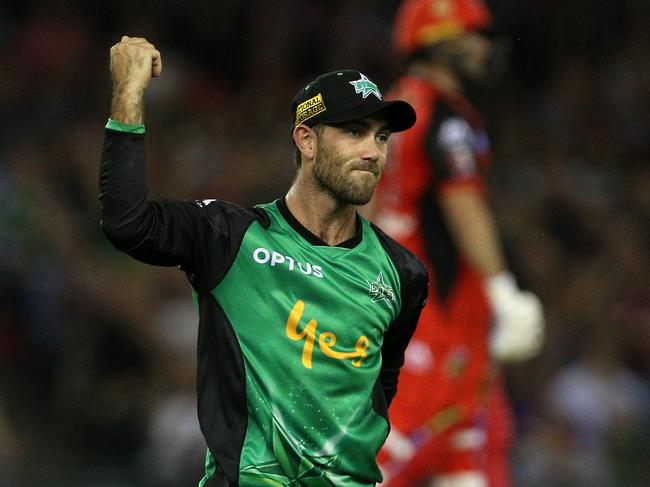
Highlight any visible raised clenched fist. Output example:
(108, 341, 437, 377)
(109, 36, 162, 125)
(110, 36, 162, 93)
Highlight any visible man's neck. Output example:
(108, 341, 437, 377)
(284, 183, 358, 247)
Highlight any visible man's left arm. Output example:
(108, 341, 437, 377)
(436, 146, 544, 363)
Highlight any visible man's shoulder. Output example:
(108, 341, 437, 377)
(367, 220, 428, 286)
(194, 198, 271, 229)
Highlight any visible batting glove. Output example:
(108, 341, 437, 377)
(485, 272, 545, 362)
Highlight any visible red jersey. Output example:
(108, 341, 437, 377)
(374, 75, 495, 433)
(375, 75, 490, 300)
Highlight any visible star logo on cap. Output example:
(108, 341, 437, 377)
(349, 74, 382, 100)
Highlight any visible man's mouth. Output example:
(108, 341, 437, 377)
(351, 164, 378, 175)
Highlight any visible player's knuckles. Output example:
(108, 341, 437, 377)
(111, 44, 131, 57)
(127, 40, 155, 51)
(112, 42, 131, 54)
(123, 43, 146, 53)
(115, 44, 154, 63)
(123, 36, 149, 43)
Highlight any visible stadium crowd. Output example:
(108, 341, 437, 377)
(0, 1, 648, 486)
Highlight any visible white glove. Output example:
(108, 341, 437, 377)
(485, 272, 545, 362)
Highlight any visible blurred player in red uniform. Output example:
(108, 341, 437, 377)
(371, 1, 545, 486)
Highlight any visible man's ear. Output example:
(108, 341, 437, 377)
(293, 124, 318, 161)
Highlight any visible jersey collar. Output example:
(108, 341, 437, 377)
(276, 197, 363, 249)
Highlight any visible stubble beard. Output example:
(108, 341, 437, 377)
(312, 144, 379, 206)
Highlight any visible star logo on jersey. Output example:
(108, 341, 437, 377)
(349, 73, 382, 100)
(366, 272, 395, 305)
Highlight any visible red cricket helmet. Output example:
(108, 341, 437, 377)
(393, 0, 493, 56)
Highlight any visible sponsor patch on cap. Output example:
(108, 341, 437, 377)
(295, 93, 326, 125)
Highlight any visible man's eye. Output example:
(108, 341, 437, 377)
(377, 133, 390, 143)
(347, 128, 362, 137)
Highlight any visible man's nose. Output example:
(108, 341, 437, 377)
(359, 135, 381, 160)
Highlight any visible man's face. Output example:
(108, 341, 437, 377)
(447, 31, 494, 82)
(312, 118, 391, 205)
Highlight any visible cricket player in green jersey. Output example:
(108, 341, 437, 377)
(100, 36, 428, 486)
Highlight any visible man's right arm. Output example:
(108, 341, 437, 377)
(99, 37, 264, 293)
(99, 37, 207, 274)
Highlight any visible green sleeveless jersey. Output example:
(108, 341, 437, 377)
(100, 130, 428, 487)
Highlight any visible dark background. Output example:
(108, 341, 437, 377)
(0, 1, 648, 486)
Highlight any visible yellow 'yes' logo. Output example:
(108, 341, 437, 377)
(285, 300, 369, 369)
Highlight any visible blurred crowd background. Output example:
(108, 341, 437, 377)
(0, 1, 648, 486)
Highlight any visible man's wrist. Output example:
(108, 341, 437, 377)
(106, 118, 145, 134)
(110, 83, 146, 125)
